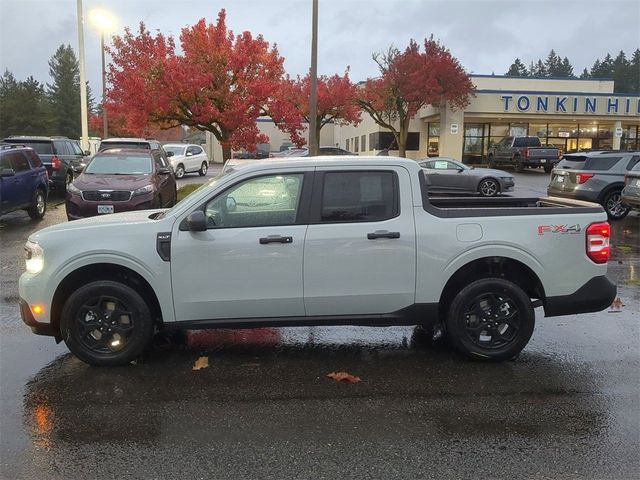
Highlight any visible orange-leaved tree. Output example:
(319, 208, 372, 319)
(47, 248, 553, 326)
(106, 9, 285, 161)
(270, 69, 361, 149)
(358, 37, 475, 157)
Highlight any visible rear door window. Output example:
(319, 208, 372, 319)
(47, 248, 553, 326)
(625, 156, 640, 171)
(8, 152, 31, 172)
(54, 141, 71, 155)
(25, 150, 42, 167)
(68, 141, 84, 156)
(320, 171, 398, 223)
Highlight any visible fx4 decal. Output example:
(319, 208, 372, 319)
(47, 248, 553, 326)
(538, 224, 582, 236)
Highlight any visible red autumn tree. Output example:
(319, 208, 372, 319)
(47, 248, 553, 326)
(270, 70, 361, 149)
(106, 9, 285, 161)
(358, 36, 475, 157)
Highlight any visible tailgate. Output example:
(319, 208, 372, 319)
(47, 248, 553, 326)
(529, 148, 558, 158)
(549, 169, 577, 192)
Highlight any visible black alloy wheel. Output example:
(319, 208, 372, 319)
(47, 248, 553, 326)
(478, 178, 500, 197)
(446, 278, 535, 361)
(61, 281, 154, 366)
(603, 190, 630, 220)
(174, 164, 185, 179)
(199, 161, 208, 176)
(27, 188, 46, 219)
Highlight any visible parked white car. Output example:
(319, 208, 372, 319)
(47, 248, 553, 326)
(163, 143, 209, 179)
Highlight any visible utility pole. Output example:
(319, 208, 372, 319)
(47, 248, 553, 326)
(100, 30, 108, 139)
(308, 0, 319, 156)
(76, 0, 89, 150)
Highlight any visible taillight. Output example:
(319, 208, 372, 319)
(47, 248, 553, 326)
(523, 148, 530, 158)
(51, 156, 61, 171)
(575, 173, 594, 184)
(586, 222, 610, 264)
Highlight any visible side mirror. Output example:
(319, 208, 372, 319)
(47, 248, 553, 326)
(457, 167, 464, 173)
(186, 152, 193, 157)
(157, 167, 171, 175)
(73, 164, 85, 174)
(186, 211, 207, 232)
(83, 150, 91, 156)
(166, 151, 175, 157)
(226, 197, 237, 212)
(1, 168, 15, 178)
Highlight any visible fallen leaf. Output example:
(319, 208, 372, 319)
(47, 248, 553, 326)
(327, 371, 361, 383)
(192, 356, 209, 371)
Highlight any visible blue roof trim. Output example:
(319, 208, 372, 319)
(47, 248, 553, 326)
(471, 74, 615, 81)
(476, 89, 640, 98)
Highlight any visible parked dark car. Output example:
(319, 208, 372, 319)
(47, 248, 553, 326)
(2, 136, 88, 189)
(622, 161, 640, 211)
(488, 136, 561, 173)
(547, 150, 640, 220)
(66, 148, 177, 220)
(419, 157, 514, 197)
(0, 143, 49, 219)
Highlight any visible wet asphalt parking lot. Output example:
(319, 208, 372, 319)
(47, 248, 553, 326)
(1, 167, 638, 479)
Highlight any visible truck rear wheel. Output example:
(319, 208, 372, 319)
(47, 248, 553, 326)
(514, 157, 525, 173)
(445, 278, 535, 361)
(60, 281, 154, 366)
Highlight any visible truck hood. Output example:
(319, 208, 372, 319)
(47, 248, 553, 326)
(30, 209, 168, 242)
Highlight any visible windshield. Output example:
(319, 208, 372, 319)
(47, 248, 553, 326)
(84, 155, 152, 174)
(4, 140, 53, 154)
(164, 145, 186, 156)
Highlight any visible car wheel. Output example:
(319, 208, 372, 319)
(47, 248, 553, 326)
(514, 157, 525, 173)
(27, 188, 47, 220)
(478, 178, 500, 197)
(603, 190, 630, 220)
(445, 278, 535, 362)
(543, 164, 553, 174)
(199, 161, 208, 176)
(60, 280, 154, 366)
(174, 164, 185, 179)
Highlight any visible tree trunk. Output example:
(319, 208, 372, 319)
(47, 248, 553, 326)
(222, 144, 232, 163)
(315, 121, 323, 153)
(397, 121, 409, 158)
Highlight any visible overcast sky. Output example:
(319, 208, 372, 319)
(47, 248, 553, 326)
(1, 0, 639, 95)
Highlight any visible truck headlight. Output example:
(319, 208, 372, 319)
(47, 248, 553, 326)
(67, 183, 82, 195)
(24, 241, 44, 274)
(132, 185, 154, 196)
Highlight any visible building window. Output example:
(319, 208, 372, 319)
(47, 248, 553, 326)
(427, 123, 439, 157)
(345, 138, 350, 151)
(463, 123, 488, 164)
(361, 135, 367, 152)
(621, 125, 638, 151)
(369, 132, 396, 150)
(354, 137, 359, 153)
(405, 132, 420, 151)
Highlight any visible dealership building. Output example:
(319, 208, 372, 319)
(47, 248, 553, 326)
(206, 75, 639, 164)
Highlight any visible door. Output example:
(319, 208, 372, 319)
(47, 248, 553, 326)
(423, 159, 471, 193)
(303, 167, 416, 316)
(153, 152, 174, 205)
(4, 152, 33, 208)
(171, 170, 312, 321)
(186, 145, 202, 172)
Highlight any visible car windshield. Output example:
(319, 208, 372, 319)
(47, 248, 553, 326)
(84, 155, 152, 174)
(99, 142, 150, 151)
(4, 140, 53, 155)
(164, 145, 186, 156)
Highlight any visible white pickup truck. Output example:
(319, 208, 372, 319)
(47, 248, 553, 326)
(19, 157, 617, 366)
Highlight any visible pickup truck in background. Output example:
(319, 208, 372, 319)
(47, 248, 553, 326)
(488, 136, 561, 173)
(19, 157, 616, 366)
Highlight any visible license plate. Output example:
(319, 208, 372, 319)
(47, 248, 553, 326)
(97, 205, 114, 214)
(555, 175, 565, 183)
(540, 159, 546, 163)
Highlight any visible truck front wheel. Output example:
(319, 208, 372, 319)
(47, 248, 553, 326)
(445, 278, 535, 361)
(60, 280, 154, 366)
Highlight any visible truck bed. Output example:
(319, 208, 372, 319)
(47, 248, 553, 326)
(425, 196, 604, 217)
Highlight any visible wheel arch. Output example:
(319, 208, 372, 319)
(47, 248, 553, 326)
(51, 263, 164, 338)
(438, 256, 545, 321)
(597, 182, 625, 203)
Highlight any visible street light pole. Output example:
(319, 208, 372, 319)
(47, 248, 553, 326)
(76, 0, 89, 150)
(308, 0, 318, 156)
(100, 31, 108, 139)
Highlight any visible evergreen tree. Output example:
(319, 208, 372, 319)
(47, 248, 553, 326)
(46, 44, 81, 138)
(591, 54, 614, 78)
(532, 59, 547, 78)
(0, 70, 50, 137)
(544, 49, 562, 76)
(579, 68, 590, 79)
(506, 58, 528, 76)
(558, 57, 574, 77)
(630, 49, 640, 93)
(612, 50, 633, 93)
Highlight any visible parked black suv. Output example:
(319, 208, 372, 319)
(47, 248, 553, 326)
(98, 137, 164, 152)
(2, 136, 88, 190)
(547, 150, 640, 220)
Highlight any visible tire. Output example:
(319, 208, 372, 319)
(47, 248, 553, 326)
(543, 164, 553, 174)
(60, 280, 154, 366)
(487, 155, 496, 169)
(174, 164, 185, 179)
(198, 161, 208, 176)
(445, 278, 535, 362)
(514, 157, 525, 173)
(27, 188, 46, 220)
(603, 190, 630, 220)
(478, 178, 500, 197)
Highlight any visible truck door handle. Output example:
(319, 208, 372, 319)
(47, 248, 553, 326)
(367, 231, 400, 240)
(259, 235, 293, 244)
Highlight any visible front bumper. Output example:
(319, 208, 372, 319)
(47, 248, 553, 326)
(66, 191, 156, 220)
(20, 299, 57, 337)
(544, 275, 617, 317)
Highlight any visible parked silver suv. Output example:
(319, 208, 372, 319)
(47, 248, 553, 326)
(547, 151, 640, 220)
